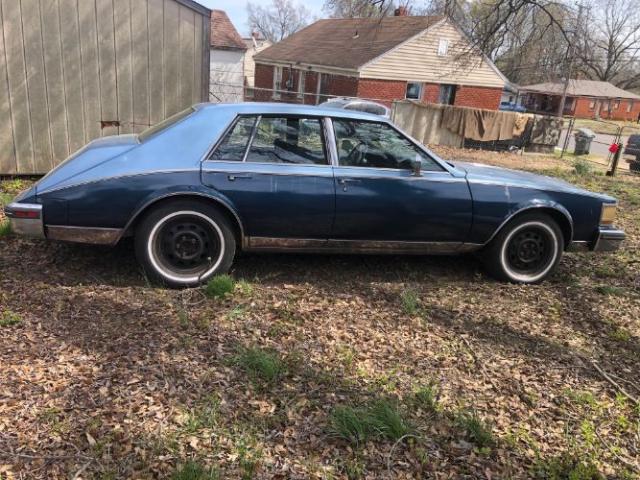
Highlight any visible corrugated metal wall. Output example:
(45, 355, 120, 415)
(0, 0, 210, 175)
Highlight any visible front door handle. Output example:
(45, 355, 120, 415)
(338, 178, 359, 191)
(228, 174, 252, 181)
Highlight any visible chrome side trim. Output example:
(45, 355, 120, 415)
(46, 225, 122, 245)
(119, 192, 245, 243)
(244, 237, 482, 255)
(5, 203, 45, 238)
(482, 205, 574, 247)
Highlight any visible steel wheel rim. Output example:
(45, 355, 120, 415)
(148, 211, 225, 283)
(500, 221, 558, 282)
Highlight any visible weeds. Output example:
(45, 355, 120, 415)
(573, 159, 592, 176)
(533, 453, 603, 480)
(328, 399, 410, 444)
(414, 383, 439, 412)
(171, 461, 220, 480)
(455, 410, 494, 449)
(595, 285, 625, 296)
(234, 347, 286, 386)
(0, 219, 11, 238)
(0, 310, 21, 327)
(204, 274, 235, 299)
(400, 289, 419, 315)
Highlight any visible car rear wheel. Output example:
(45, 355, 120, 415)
(483, 213, 564, 284)
(135, 200, 236, 287)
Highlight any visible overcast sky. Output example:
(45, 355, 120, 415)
(198, 0, 325, 37)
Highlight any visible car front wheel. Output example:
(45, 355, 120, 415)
(483, 213, 564, 284)
(135, 200, 236, 287)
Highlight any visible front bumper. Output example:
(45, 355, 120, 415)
(570, 227, 625, 252)
(4, 202, 45, 238)
(593, 227, 625, 252)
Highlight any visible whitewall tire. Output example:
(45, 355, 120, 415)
(135, 200, 236, 287)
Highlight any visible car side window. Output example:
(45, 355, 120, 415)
(333, 119, 442, 172)
(209, 116, 257, 161)
(245, 117, 327, 165)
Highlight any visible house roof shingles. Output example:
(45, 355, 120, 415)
(210, 10, 247, 51)
(254, 16, 443, 70)
(521, 79, 640, 100)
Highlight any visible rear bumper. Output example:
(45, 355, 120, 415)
(4, 202, 45, 238)
(570, 227, 625, 252)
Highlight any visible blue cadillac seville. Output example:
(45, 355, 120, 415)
(6, 103, 625, 287)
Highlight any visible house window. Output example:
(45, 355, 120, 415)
(297, 71, 305, 99)
(273, 66, 282, 99)
(628, 101, 634, 113)
(406, 82, 422, 100)
(437, 38, 449, 56)
(589, 99, 595, 110)
(439, 84, 456, 105)
(614, 99, 620, 109)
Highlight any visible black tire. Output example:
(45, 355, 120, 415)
(482, 212, 564, 284)
(134, 200, 236, 288)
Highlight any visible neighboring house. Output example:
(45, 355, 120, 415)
(0, 0, 211, 175)
(252, 11, 507, 109)
(520, 80, 640, 120)
(500, 81, 522, 107)
(209, 10, 247, 103)
(243, 33, 273, 99)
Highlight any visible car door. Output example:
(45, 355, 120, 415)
(201, 115, 335, 240)
(330, 118, 472, 243)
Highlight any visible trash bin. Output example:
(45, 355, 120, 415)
(574, 128, 596, 155)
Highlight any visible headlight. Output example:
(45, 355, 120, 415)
(600, 203, 617, 226)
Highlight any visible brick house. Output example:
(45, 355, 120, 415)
(521, 80, 640, 121)
(252, 11, 507, 109)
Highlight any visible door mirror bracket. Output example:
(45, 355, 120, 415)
(411, 160, 422, 177)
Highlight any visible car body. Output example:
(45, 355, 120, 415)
(7, 102, 625, 287)
(499, 101, 527, 113)
(319, 98, 391, 119)
(625, 134, 640, 171)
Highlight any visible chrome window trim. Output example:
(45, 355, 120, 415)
(323, 117, 339, 167)
(242, 115, 261, 162)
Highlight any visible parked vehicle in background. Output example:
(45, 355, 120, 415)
(624, 134, 640, 172)
(499, 101, 526, 112)
(7, 103, 624, 287)
(319, 98, 391, 119)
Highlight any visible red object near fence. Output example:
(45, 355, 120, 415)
(609, 143, 620, 154)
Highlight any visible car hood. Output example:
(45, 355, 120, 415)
(36, 135, 140, 194)
(452, 161, 615, 201)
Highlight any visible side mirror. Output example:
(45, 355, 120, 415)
(411, 159, 422, 177)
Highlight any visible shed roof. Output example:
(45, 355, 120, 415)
(521, 79, 640, 100)
(254, 16, 443, 70)
(210, 10, 247, 51)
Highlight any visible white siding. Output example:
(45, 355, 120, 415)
(243, 39, 272, 88)
(210, 48, 245, 103)
(360, 20, 506, 89)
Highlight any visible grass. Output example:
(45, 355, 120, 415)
(171, 461, 220, 480)
(573, 118, 637, 136)
(573, 158, 593, 176)
(533, 453, 604, 480)
(413, 383, 439, 412)
(400, 289, 419, 315)
(233, 347, 286, 386)
(328, 399, 411, 444)
(455, 410, 495, 449)
(609, 327, 631, 342)
(204, 274, 235, 299)
(0, 219, 10, 238)
(0, 192, 13, 207)
(0, 310, 21, 328)
(595, 285, 626, 296)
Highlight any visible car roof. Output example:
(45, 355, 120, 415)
(196, 102, 388, 122)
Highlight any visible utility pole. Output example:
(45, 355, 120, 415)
(557, 3, 584, 117)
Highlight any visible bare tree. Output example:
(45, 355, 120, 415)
(575, 0, 640, 90)
(247, 0, 313, 42)
(323, 0, 424, 18)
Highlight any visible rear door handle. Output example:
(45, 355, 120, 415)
(228, 174, 252, 181)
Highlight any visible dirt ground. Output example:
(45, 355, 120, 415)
(1, 149, 639, 479)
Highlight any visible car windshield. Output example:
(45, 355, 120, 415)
(138, 107, 195, 142)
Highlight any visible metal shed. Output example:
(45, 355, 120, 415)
(0, 0, 211, 175)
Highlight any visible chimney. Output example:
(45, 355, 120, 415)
(394, 6, 409, 16)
